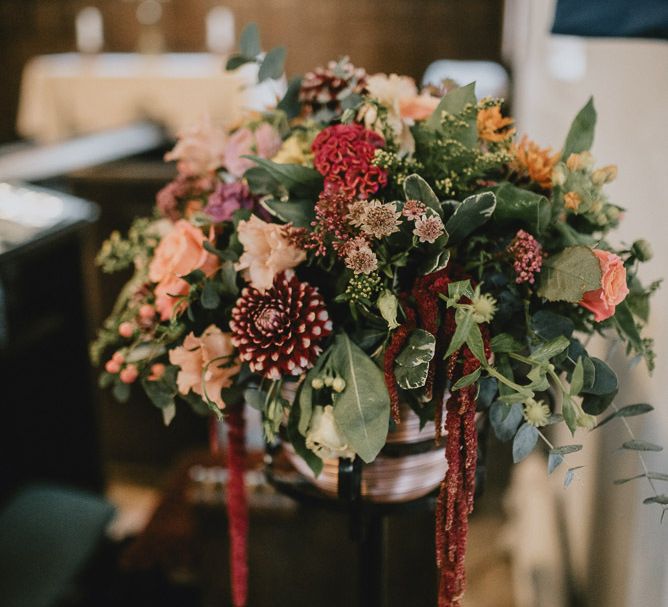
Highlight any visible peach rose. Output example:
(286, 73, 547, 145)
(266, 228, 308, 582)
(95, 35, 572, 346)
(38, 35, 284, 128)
(164, 116, 227, 177)
(235, 215, 306, 291)
(579, 249, 629, 322)
(399, 95, 440, 121)
(223, 123, 283, 178)
(169, 325, 240, 409)
(149, 220, 220, 320)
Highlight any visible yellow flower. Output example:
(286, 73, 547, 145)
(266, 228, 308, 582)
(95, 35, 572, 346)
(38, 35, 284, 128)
(511, 136, 559, 190)
(523, 399, 550, 427)
(591, 164, 618, 185)
(564, 191, 582, 212)
(477, 105, 515, 143)
(273, 135, 309, 165)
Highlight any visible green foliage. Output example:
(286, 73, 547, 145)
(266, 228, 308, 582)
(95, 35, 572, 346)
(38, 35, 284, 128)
(277, 76, 303, 119)
(240, 22, 261, 58)
(622, 440, 663, 452)
(492, 183, 551, 234)
(562, 97, 596, 159)
(245, 156, 323, 199)
(594, 403, 653, 429)
(489, 402, 523, 442)
(445, 192, 496, 244)
(258, 46, 287, 82)
(395, 329, 436, 389)
(329, 333, 390, 463)
(512, 423, 539, 463)
(263, 198, 315, 228)
(537, 245, 602, 303)
(403, 173, 444, 218)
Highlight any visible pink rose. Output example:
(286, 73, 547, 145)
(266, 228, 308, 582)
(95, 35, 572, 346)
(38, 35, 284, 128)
(235, 215, 306, 291)
(169, 325, 240, 409)
(149, 220, 220, 320)
(399, 95, 441, 121)
(164, 117, 227, 177)
(579, 249, 629, 322)
(223, 123, 283, 178)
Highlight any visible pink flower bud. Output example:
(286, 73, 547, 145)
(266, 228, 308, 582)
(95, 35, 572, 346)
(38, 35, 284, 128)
(148, 363, 166, 381)
(118, 322, 135, 338)
(119, 364, 139, 384)
(105, 359, 121, 374)
(111, 351, 125, 364)
(139, 304, 156, 320)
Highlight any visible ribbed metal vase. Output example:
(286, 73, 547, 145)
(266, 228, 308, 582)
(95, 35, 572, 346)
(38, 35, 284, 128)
(283, 398, 447, 504)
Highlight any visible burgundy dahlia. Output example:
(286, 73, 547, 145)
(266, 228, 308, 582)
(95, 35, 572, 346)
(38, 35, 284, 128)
(229, 273, 333, 379)
(312, 123, 388, 199)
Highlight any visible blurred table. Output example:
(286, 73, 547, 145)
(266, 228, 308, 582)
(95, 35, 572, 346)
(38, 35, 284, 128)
(17, 53, 283, 143)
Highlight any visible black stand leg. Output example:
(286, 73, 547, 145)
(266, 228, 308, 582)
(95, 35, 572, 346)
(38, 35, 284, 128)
(359, 511, 386, 607)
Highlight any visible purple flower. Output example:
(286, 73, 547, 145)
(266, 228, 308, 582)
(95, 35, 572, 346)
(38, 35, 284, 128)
(205, 181, 256, 223)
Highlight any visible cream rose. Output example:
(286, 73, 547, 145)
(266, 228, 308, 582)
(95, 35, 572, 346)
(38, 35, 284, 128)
(168, 325, 240, 409)
(305, 405, 355, 460)
(235, 215, 306, 291)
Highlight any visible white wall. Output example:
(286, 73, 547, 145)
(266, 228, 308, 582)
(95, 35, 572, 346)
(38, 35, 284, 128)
(504, 1, 668, 605)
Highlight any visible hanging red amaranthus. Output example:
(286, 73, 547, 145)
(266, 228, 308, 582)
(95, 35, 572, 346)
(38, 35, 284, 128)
(226, 407, 249, 607)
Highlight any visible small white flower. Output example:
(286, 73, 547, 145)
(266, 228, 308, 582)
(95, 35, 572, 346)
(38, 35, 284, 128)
(471, 292, 497, 324)
(523, 398, 551, 427)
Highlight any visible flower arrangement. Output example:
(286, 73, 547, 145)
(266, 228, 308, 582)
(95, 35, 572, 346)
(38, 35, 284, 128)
(92, 24, 663, 607)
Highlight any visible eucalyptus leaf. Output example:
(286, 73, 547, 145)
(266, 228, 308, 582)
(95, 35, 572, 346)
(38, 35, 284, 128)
(226, 54, 252, 71)
(622, 440, 663, 452)
(614, 472, 668, 485)
(258, 46, 286, 81)
(562, 97, 596, 159)
(548, 452, 564, 474)
(239, 22, 261, 58)
(220, 260, 239, 296)
(445, 192, 496, 245)
(532, 310, 574, 340)
(201, 280, 220, 310)
(277, 76, 303, 119)
(643, 495, 668, 505)
(512, 423, 539, 463)
(537, 246, 602, 303)
(550, 444, 583, 455)
(595, 403, 653, 429)
(330, 334, 390, 463)
(581, 357, 618, 396)
(490, 401, 523, 442)
(564, 466, 584, 488)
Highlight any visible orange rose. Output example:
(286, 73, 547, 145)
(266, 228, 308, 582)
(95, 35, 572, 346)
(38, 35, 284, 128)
(399, 95, 441, 121)
(168, 325, 240, 409)
(149, 220, 220, 320)
(579, 249, 629, 322)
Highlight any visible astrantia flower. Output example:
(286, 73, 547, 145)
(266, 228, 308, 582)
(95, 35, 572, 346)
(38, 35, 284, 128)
(523, 398, 550, 427)
(229, 273, 333, 379)
(507, 229, 543, 285)
(235, 215, 306, 292)
(413, 214, 445, 243)
(477, 105, 515, 143)
(511, 136, 559, 190)
(312, 123, 387, 199)
(168, 325, 240, 409)
(402, 199, 426, 221)
(344, 243, 378, 275)
(360, 200, 401, 239)
(346, 200, 369, 227)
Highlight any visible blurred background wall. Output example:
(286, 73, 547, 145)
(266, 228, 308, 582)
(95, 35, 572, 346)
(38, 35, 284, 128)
(0, 0, 504, 143)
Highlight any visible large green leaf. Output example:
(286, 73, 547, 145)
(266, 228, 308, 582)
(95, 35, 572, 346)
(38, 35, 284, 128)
(537, 245, 602, 303)
(562, 97, 596, 160)
(445, 191, 496, 244)
(330, 334, 390, 463)
(403, 174, 443, 218)
(493, 182, 551, 233)
(244, 156, 323, 199)
(263, 198, 315, 228)
(489, 402, 523, 442)
(581, 357, 618, 396)
(426, 82, 477, 146)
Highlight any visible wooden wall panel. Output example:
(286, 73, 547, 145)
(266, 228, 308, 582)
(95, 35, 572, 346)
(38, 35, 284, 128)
(0, 0, 503, 143)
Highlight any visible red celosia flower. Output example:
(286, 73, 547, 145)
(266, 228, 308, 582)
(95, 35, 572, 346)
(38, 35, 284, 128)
(229, 273, 333, 379)
(312, 123, 388, 199)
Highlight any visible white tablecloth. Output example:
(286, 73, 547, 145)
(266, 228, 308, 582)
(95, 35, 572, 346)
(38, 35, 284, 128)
(17, 53, 283, 143)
